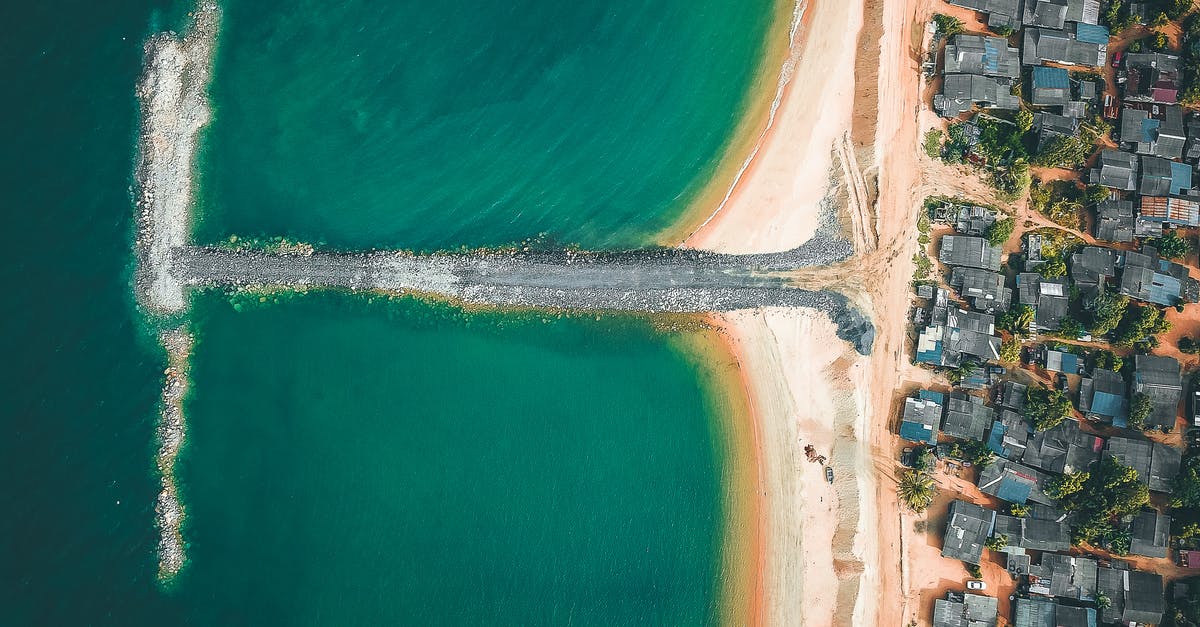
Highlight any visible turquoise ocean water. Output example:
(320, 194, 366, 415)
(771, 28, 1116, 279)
(1, 0, 773, 623)
(195, 0, 775, 250)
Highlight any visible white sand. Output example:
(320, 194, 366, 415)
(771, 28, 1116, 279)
(716, 308, 880, 625)
(685, 0, 865, 255)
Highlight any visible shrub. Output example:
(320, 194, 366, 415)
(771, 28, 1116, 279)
(999, 304, 1035, 336)
(1169, 0, 1194, 19)
(985, 534, 1009, 551)
(1008, 503, 1031, 517)
(1000, 337, 1022, 363)
(923, 129, 944, 159)
(1057, 316, 1086, 340)
(1182, 336, 1200, 354)
(1152, 229, 1192, 259)
(1039, 256, 1068, 278)
(1128, 392, 1153, 430)
(985, 216, 1015, 246)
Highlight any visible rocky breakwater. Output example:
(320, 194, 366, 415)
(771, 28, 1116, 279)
(133, 3, 219, 315)
(156, 327, 193, 581)
(175, 243, 875, 355)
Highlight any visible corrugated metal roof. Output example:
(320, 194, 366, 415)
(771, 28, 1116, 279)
(1075, 22, 1110, 44)
(1033, 65, 1070, 89)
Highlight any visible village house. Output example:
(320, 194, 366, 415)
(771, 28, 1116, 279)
(1129, 509, 1172, 558)
(916, 308, 1002, 367)
(941, 235, 1003, 271)
(945, 34, 1021, 78)
(1013, 596, 1098, 627)
(942, 499, 997, 564)
(1123, 52, 1182, 104)
(933, 201, 999, 236)
(1043, 347, 1082, 375)
(937, 75, 1022, 117)
(1022, 26, 1106, 66)
(1106, 435, 1182, 492)
(1139, 195, 1200, 229)
(987, 408, 1030, 458)
(1016, 273, 1069, 331)
(1078, 367, 1128, 425)
(947, 0, 1022, 31)
(1069, 246, 1117, 300)
(932, 591, 999, 627)
(1030, 66, 1071, 107)
(950, 267, 1012, 313)
(1095, 566, 1165, 625)
(993, 511, 1071, 555)
(1119, 245, 1200, 306)
(978, 458, 1055, 504)
(1094, 199, 1135, 242)
(1119, 104, 1187, 159)
(944, 391, 995, 441)
(900, 390, 944, 445)
(1017, 418, 1103, 474)
(1027, 552, 1099, 601)
(1089, 149, 1139, 190)
(1138, 154, 1192, 197)
(1133, 354, 1184, 430)
(1032, 112, 1080, 151)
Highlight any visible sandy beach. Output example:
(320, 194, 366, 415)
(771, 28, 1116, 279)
(683, 0, 933, 620)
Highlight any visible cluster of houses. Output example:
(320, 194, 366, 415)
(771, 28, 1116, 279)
(934, 0, 1200, 245)
(915, 202, 1199, 374)
(907, 201, 1200, 625)
(908, 382, 1182, 626)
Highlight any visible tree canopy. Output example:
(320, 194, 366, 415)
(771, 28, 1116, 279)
(898, 470, 936, 513)
(1128, 392, 1153, 430)
(1024, 386, 1074, 431)
(1152, 229, 1192, 260)
(1172, 455, 1200, 509)
(986, 216, 1015, 247)
(1054, 457, 1150, 546)
(1085, 291, 1129, 336)
(1112, 304, 1171, 347)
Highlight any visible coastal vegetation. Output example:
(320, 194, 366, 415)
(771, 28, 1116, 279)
(898, 469, 937, 513)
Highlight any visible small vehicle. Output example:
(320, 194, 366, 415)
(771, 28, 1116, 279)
(966, 580, 986, 591)
(825, 466, 834, 484)
(1056, 373, 1069, 392)
(1112, 51, 1123, 67)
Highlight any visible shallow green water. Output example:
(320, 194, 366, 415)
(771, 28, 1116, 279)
(178, 292, 729, 625)
(195, 0, 775, 250)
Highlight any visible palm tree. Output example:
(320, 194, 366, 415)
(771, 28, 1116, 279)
(898, 470, 937, 513)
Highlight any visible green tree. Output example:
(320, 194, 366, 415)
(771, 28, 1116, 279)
(1025, 386, 1074, 431)
(1057, 316, 1086, 340)
(993, 158, 1031, 202)
(986, 216, 1015, 246)
(1046, 470, 1090, 500)
(1181, 336, 1200, 354)
(1153, 11, 1172, 27)
(998, 304, 1035, 336)
(1152, 229, 1192, 259)
(1092, 349, 1123, 372)
(1084, 184, 1109, 205)
(1097, 593, 1112, 611)
(1085, 291, 1130, 336)
(1039, 256, 1068, 278)
(933, 13, 965, 36)
(1171, 455, 1200, 508)
(1169, 0, 1193, 19)
(962, 440, 995, 469)
(1129, 393, 1153, 430)
(999, 337, 1022, 363)
(1113, 304, 1171, 347)
(985, 534, 1010, 551)
(898, 470, 936, 513)
(1057, 457, 1150, 545)
(1008, 503, 1031, 517)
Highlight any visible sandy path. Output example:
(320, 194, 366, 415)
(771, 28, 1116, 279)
(684, 0, 865, 254)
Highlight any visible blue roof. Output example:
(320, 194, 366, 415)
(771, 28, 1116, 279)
(987, 419, 1008, 456)
(919, 390, 946, 403)
(1091, 391, 1127, 418)
(916, 340, 944, 364)
(983, 38, 1001, 73)
(1171, 161, 1193, 194)
(1146, 271, 1183, 305)
(1032, 66, 1069, 90)
(1075, 23, 1110, 45)
(1141, 117, 1161, 143)
(996, 475, 1034, 503)
(1047, 351, 1080, 373)
(900, 421, 937, 445)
